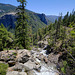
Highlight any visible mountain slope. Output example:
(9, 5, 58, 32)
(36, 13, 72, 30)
(0, 3, 16, 16)
(0, 3, 51, 33)
(46, 15, 59, 23)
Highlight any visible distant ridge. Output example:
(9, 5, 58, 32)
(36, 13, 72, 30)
(46, 15, 59, 23)
(0, 3, 52, 33)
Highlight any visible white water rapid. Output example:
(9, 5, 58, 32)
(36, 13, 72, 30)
(33, 48, 59, 75)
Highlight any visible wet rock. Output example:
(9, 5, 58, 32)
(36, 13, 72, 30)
(35, 58, 40, 65)
(34, 65, 41, 72)
(56, 63, 61, 71)
(0, 49, 60, 75)
(55, 73, 59, 75)
(38, 54, 45, 61)
(43, 56, 48, 63)
(45, 45, 54, 54)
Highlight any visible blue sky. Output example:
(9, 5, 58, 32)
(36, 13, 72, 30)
(0, 0, 75, 16)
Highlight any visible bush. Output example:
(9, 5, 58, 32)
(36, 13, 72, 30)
(61, 61, 67, 74)
(12, 52, 17, 56)
(0, 63, 8, 75)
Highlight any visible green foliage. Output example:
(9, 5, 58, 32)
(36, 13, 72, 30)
(70, 30, 75, 37)
(0, 63, 8, 75)
(12, 52, 17, 56)
(63, 10, 75, 27)
(0, 23, 14, 50)
(34, 10, 75, 75)
(63, 61, 67, 67)
(27, 12, 49, 33)
(15, 0, 32, 50)
(61, 67, 65, 74)
(33, 23, 54, 45)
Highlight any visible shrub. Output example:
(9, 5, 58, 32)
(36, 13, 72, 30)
(0, 63, 8, 75)
(12, 52, 17, 56)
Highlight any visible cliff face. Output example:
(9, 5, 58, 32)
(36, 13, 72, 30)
(0, 12, 51, 33)
(37, 13, 50, 25)
(0, 14, 16, 29)
(0, 3, 51, 33)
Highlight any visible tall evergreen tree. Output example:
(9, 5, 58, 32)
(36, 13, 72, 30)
(0, 23, 14, 50)
(15, 0, 31, 49)
(63, 12, 69, 26)
(55, 15, 62, 42)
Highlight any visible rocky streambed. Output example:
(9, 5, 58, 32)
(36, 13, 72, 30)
(0, 48, 61, 75)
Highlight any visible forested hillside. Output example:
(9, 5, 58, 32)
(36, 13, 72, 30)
(46, 15, 59, 23)
(0, 3, 51, 33)
(34, 11, 75, 75)
(0, 3, 16, 16)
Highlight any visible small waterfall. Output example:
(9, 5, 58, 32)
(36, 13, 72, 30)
(34, 63, 59, 75)
(40, 50, 47, 56)
(33, 48, 59, 75)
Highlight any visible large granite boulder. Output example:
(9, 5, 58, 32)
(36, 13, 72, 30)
(8, 59, 41, 72)
(16, 49, 31, 63)
(11, 63, 25, 72)
(6, 71, 27, 75)
(23, 60, 41, 71)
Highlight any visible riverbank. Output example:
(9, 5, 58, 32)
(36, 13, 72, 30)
(0, 48, 60, 75)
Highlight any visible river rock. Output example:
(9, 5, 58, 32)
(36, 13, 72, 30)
(55, 73, 59, 75)
(19, 72, 27, 75)
(24, 60, 41, 71)
(12, 63, 25, 72)
(48, 53, 60, 64)
(38, 54, 45, 61)
(16, 50, 31, 63)
(6, 71, 27, 75)
(27, 70, 34, 75)
(0, 50, 16, 62)
(43, 56, 48, 63)
(8, 61, 16, 66)
(35, 58, 40, 65)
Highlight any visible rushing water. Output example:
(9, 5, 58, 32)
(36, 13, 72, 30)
(33, 48, 59, 75)
(34, 63, 59, 75)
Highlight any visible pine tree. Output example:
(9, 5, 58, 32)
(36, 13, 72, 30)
(63, 12, 69, 26)
(0, 23, 14, 51)
(15, 0, 31, 49)
(55, 15, 62, 42)
(55, 19, 58, 42)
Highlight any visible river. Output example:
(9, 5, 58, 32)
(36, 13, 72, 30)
(32, 48, 59, 75)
